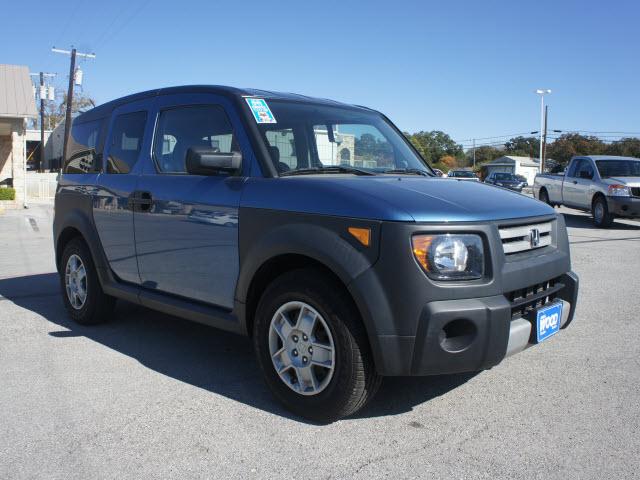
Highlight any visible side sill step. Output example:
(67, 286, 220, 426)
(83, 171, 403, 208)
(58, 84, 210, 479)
(101, 278, 243, 335)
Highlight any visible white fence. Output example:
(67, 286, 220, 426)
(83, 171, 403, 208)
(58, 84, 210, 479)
(26, 172, 59, 201)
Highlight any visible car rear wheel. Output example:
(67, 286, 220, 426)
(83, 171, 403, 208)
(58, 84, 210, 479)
(539, 188, 551, 206)
(592, 196, 614, 228)
(253, 269, 381, 422)
(60, 237, 115, 325)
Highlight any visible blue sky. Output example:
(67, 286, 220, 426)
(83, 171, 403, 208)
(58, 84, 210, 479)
(3, 0, 639, 147)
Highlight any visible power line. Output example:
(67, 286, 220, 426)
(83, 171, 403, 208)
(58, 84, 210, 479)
(93, 0, 153, 52)
(456, 132, 533, 143)
(555, 129, 640, 135)
(91, 4, 132, 50)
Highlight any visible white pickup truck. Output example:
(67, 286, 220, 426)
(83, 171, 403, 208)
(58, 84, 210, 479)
(534, 155, 640, 227)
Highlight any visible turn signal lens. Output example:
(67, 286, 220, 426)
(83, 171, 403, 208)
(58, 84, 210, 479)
(348, 227, 371, 247)
(412, 234, 484, 280)
(412, 235, 434, 271)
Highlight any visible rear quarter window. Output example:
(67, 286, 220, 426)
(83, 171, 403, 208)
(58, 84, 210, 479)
(63, 119, 104, 174)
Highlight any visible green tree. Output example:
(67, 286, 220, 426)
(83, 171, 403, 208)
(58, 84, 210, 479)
(504, 136, 540, 157)
(467, 145, 503, 164)
(546, 134, 607, 165)
(355, 133, 393, 166)
(407, 130, 464, 164)
(44, 92, 96, 129)
(606, 137, 640, 158)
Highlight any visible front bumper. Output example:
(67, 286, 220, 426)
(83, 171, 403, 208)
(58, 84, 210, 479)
(348, 214, 578, 376)
(607, 196, 640, 218)
(364, 272, 579, 376)
(496, 184, 523, 192)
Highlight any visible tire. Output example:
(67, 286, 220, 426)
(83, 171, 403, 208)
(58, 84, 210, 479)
(539, 188, 551, 206)
(60, 237, 116, 325)
(592, 195, 614, 228)
(253, 268, 382, 422)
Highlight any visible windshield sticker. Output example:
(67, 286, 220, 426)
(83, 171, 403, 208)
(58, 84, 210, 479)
(245, 98, 277, 124)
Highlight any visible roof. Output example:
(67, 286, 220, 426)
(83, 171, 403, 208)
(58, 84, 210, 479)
(0, 64, 37, 118)
(77, 85, 367, 123)
(488, 155, 540, 167)
(575, 155, 640, 161)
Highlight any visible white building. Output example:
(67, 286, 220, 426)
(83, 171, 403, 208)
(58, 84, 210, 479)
(484, 156, 542, 185)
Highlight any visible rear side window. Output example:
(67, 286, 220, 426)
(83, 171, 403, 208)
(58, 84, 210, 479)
(64, 119, 103, 173)
(153, 105, 237, 174)
(106, 111, 147, 174)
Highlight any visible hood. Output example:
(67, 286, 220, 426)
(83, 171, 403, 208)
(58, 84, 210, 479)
(604, 177, 640, 187)
(243, 176, 555, 223)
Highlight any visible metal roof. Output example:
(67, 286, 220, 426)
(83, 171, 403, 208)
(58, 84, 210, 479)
(488, 155, 541, 167)
(0, 64, 37, 119)
(77, 85, 366, 123)
(575, 155, 640, 161)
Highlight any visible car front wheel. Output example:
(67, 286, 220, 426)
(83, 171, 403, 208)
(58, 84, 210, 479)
(592, 196, 614, 228)
(253, 269, 381, 422)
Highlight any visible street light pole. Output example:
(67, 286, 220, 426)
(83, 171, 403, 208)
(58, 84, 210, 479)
(535, 89, 551, 173)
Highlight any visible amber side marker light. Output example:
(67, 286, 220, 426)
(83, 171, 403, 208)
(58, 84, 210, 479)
(348, 227, 371, 247)
(412, 235, 434, 271)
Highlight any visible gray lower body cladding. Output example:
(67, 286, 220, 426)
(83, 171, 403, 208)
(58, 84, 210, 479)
(348, 215, 578, 376)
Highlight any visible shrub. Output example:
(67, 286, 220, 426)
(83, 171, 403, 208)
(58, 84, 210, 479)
(0, 188, 16, 201)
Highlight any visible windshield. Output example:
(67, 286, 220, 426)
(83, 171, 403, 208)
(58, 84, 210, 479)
(596, 159, 640, 178)
(251, 100, 431, 175)
(450, 171, 476, 178)
(494, 173, 517, 181)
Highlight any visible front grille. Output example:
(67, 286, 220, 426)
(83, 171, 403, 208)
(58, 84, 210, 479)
(505, 277, 564, 319)
(631, 187, 640, 197)
(499, 221, 552, 254)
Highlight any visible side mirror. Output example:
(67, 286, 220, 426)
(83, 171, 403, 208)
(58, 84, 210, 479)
(185, 148, 242, 176)
(579, 170, 593, 180)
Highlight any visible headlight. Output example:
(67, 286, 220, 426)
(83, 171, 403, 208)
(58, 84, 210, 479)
(412, 234, 484, 280)
(608, 184, 631, 197)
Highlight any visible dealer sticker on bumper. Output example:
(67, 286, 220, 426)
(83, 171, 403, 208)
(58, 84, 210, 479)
(536, 302, 563, 343)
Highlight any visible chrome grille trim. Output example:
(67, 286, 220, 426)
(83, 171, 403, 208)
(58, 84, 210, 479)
(499, 221, 552, 254)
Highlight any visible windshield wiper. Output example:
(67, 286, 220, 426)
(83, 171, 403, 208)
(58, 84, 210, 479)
(280, 166, 377, 176)
(383, 168, 431, 176)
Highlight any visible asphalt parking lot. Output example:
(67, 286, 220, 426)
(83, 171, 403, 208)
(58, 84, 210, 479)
(1, 203, 639, 479)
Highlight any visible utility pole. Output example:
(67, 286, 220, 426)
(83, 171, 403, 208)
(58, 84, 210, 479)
(52, 47, 96, 169)
(541, 105, 549, 173)
(472, 138, 476, 168)
(534, 89, 551, 173)
(30, 72, 56, 171)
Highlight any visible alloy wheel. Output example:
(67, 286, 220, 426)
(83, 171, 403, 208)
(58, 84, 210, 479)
(65, 254, 88, 310)
(268, 301, 335, 396)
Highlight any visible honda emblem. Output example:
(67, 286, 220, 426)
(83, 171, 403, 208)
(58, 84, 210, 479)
(530, 228, 540, 248)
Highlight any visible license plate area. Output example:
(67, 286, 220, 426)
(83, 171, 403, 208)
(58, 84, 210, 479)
(532, 302, 563, 343)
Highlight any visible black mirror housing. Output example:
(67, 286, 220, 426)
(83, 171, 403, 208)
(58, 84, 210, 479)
(185, 148, 242, 176)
